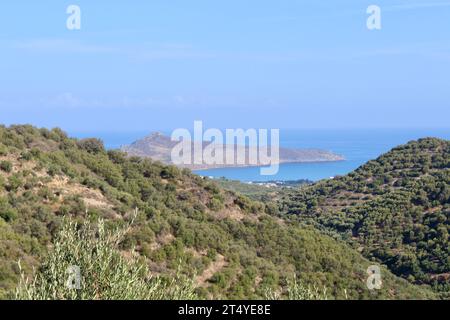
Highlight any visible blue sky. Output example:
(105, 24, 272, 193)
(0, 1, 449, 132)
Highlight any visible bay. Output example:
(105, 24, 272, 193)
(71, 128, 450, 182)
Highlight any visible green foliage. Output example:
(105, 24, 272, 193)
(0, 125, 440, 300)
(15, 219, 197, 300)
(0, 144, 8, 156)
(77, 138, 106, 154)
(264, 277, 330, 300)
(216, 178, 311, 202)
(7, 174, 24, 192)
(280, 138, 450, 294)
(0, 160, 12, 173)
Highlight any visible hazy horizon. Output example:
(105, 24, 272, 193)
(1, 1, 450, 131)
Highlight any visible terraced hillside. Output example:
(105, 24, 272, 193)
(280, 138, 449, 295)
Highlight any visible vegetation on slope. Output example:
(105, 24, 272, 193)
(15, 218, 196, 300)
(214, 178, 310, 203)
(280, 138, 449, 295)
(0, 125, 437, 299)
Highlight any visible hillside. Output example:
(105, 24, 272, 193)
(0, 125, 436, 300)
(121, 132, 344, 170)
(216, 178, 311, 203)
(279, 138, 449, 295)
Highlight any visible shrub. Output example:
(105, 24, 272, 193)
(208, 197, 224, 211)
(0, 144, 8, 156)
(7, 174, 23, 191)
(0, 208, 17, 222)
(264, 278, 330, 300)
(0, 161, 13, 173)
(15, 219, 197, 300)
(77, 138, 105, 154)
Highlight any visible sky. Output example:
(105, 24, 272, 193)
(0, 0, 449, 132)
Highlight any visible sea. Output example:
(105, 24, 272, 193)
(71, 128, 450, 182)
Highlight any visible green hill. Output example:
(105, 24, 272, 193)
(0, 125, 438, 299)
(280, 138, 449, 295)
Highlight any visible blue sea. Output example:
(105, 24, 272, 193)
(71, 128, 450, 182)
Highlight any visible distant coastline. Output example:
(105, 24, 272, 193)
(72, 128, 450, 182)
(188, 158, 346, 171)
(121, 132, 345, 170)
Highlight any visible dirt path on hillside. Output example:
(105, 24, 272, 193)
(196, 254, 227, 287)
